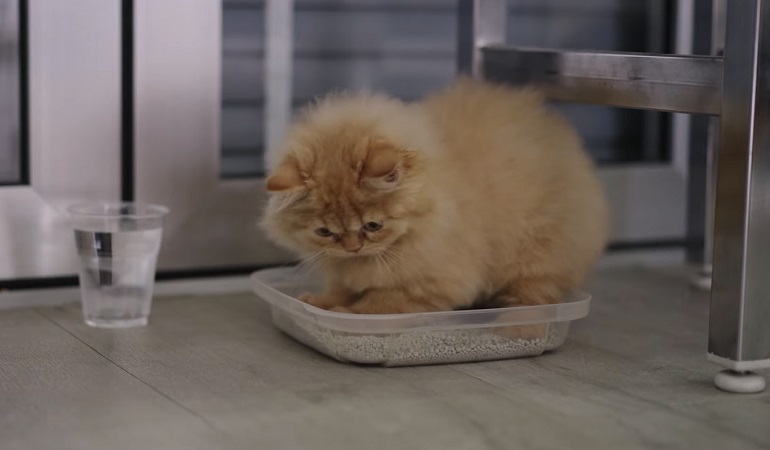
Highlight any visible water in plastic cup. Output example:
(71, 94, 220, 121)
(67, 202, 168, 328)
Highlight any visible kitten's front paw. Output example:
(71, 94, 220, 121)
(298, 292, 326, 309)
(297, 292, 316, 303)
(298, 292, 348, 310)
(330, 305, 353, 314)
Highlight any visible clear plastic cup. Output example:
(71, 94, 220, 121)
(67, 202, 169, 328)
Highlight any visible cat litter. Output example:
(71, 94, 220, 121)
(251, 267, 590, 367)
(272, 310, 565, 366)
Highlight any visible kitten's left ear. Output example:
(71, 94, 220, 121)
(362, 139, 403, 188)
(266, 157, 303, 192)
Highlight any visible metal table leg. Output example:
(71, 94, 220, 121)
(709, 0, 770, 393)
(457, 0, 506, 77)
(690, 0, 725, 291)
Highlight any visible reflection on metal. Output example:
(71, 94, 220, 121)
(0, 0, 20, 184)
(263, 0, 293, 170)
(696, 0, 726, 278)
(708, 0, 770, 371)
(0, 0, 121, 280)
(456, 0, 506, 77)
(482, 47, 723, 115)
(134, 0, 291, 271)
(686, 0, 722, 271)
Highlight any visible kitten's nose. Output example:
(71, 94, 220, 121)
(341, 234, 363, 253)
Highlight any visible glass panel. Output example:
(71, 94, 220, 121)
(221, 0, 265, 178)
(219, 0, 673, 178)
(290, 1, 456, 144)
(0, 0, 22, 184)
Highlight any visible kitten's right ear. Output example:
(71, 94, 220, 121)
(362, 139, 403, 190)
(266, 158, 303, 192)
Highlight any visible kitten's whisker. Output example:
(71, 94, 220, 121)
(373, 253, 387, 278)
(380, 256, 402, 287)
(297, 251, 322, 268)
(383, 247, 416, 283)
(296, 250, 326, 275)
(377, 252, 396, 280)
(380, 248, 407, 284)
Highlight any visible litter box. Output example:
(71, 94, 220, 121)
(251, 267, 591, 367)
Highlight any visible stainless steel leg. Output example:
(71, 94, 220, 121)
(689, 117, 719, 292)
(706, 0, 726, 281)
(709, 0, 770, 392)
(690, 0, 725, 291)
(457, 0, 506, 76)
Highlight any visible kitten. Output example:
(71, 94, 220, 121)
(262, 78, 609, 314)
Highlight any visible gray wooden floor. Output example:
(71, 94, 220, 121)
(1, 267, 768, 450)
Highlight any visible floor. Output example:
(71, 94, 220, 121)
(1, 266, 768, 450)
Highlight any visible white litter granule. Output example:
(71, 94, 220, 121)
(272, 310, 566, 366)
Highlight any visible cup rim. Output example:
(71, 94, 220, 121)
(67, 201, 169, 220)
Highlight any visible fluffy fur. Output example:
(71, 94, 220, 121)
(261, 78, 609, 314)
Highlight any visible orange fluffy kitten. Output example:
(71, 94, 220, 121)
(262, 78, 609, 314)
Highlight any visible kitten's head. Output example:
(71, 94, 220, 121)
(262, 94, 436, 260)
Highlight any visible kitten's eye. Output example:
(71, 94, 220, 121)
(314, 227, 334, 237)
(363, 221, 383, 232)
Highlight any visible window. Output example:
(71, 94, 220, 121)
(0, 0, 24, 185)
(222, 1, 265, 177)
(220, 0, 674, 180)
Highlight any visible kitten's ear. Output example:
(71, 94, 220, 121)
(362, 139, 402, 188)
(266, 157, 303, 192)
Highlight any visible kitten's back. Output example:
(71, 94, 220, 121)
(419, 78, 609, 291)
